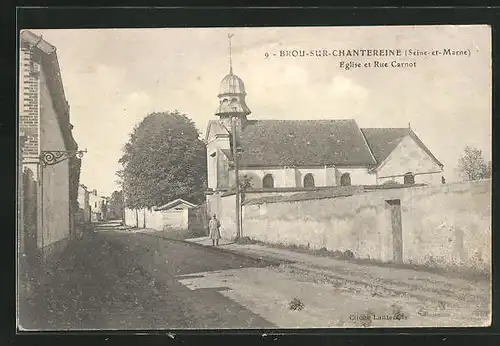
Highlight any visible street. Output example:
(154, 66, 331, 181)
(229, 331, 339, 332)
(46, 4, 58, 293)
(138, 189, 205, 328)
(19, 222, 491, 330)
(20, 224, 277, 330)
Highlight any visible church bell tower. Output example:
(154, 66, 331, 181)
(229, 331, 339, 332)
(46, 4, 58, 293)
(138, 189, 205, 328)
(215, 33, 251, 133)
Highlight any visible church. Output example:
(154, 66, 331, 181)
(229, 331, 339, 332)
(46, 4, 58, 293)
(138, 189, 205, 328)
(205, 44, 444, 196)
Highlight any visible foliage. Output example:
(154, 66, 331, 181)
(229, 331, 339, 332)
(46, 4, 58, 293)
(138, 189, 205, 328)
(239, 174, 253, 190)
(69, 157, 81, 212)
(108, 190, 124, 219)
(239, 174, 253, 202)
(457, 146, 491, 181)
(119, 111, 207, 209)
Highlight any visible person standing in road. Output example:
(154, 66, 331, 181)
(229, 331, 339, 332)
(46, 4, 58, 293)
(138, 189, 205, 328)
(209, 214, 221, 246)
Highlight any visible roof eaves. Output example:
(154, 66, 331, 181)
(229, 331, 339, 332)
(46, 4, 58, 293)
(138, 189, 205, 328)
(409, 130, 444, 168)
(156, 198, 196, 210)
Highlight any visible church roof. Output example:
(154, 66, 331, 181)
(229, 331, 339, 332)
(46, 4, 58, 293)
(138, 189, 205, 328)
(361, 128, 443, 167)
(237, 119, 378, 167)
(360, 128, 409, 164)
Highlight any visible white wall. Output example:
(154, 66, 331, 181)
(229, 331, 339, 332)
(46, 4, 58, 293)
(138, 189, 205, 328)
(230, 166, 375, 188)
(39, 67, 70, 248)
(125, 207, 190, 230)
(206, 124, 230, 190)
(242, 180, 491, 271)
(335, 167, 376, 186)
(125, 208, 139, 227)
(376, 135, 443, 181)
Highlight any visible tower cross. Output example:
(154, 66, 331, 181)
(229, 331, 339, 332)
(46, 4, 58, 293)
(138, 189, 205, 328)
(228, 33, 234, 74)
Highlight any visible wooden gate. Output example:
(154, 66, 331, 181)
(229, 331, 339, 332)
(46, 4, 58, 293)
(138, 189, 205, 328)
(386, 199, 403, 263)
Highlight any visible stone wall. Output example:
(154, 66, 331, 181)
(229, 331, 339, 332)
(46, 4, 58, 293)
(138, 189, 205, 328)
(39, 65, 71, 249)
(125, 207, 191, 231)
(241, 180, 491, 271)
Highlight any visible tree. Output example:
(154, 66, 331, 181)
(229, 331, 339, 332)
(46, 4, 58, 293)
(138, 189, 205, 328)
(108, 190, 124, 220)
(457, 146, 491, 181)
(239, 174, 253, 203)
(118, 111, 207, 209)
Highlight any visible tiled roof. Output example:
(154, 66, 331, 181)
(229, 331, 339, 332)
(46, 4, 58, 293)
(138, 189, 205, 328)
(155, 198, 196, 211)
(360, 128, 409, 164)
(237, 119, 377, 167)
(361, 128, 443, 167)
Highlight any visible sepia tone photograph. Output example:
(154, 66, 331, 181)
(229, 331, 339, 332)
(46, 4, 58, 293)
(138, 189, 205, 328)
(17, 25, 491, 330)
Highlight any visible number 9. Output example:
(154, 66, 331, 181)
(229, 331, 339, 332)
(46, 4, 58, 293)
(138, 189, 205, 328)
(265, 52, 269, 59)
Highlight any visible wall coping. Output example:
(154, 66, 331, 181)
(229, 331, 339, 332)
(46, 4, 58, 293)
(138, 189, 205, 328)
(242, 183, 428, 205)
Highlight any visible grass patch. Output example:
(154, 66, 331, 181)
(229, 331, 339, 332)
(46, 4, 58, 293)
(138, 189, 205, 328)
(288, 297, 305, 311)
(236, 237, 490, 282)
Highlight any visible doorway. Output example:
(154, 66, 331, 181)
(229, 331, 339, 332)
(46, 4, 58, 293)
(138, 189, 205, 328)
(386, 199, 403, 263)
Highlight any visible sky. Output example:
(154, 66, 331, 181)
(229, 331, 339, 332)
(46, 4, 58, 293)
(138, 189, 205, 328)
(32, 25, 491, 196)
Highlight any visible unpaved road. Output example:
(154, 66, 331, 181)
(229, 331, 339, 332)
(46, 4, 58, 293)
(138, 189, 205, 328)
(19, 226, 490, 330)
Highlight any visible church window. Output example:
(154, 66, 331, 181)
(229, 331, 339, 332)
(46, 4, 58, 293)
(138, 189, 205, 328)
(303, 173, 315, 188)
(340, 173, 351, 186)
(404, 172, 415, 185)
(262, 174, 274, 188)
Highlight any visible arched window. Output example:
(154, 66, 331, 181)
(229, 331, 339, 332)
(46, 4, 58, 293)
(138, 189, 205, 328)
(340, 173, 351, 186)
(303, 173, 315, 188)
(404, 172, 415, 185)
(262, 174, 274, 188)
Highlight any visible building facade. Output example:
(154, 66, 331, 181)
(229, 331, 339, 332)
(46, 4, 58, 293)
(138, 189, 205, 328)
(19, 30, 82, 263)
(88, 189, 108, 222)
(77, 184, 91, 224)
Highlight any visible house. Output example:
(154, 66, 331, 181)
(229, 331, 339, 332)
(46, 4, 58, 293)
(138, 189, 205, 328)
(77, 184, 91, 224)
(19, 30, 82, 265)
(88, 189, 107, 222)
(153, 198, 197, 230)
(205, 62, 444, 195)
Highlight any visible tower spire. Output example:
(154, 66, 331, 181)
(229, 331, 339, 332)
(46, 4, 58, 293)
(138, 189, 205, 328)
(228, 33, 234, 74)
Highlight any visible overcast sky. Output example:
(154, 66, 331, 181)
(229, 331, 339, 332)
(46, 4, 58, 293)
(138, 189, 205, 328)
(32, 25, 491, 196)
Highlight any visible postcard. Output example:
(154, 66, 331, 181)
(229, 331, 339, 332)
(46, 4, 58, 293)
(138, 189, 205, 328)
(18, 25, 491, 330)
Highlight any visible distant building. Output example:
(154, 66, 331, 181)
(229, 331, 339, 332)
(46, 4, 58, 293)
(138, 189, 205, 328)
(19, 30, 82, 265)
(77, 184, 91, 224)
(154, 198, 197, 230)
(88, 189, 107, 222)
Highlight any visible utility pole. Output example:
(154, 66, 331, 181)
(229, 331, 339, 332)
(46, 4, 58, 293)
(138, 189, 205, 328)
(232, 116, 241, 240)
